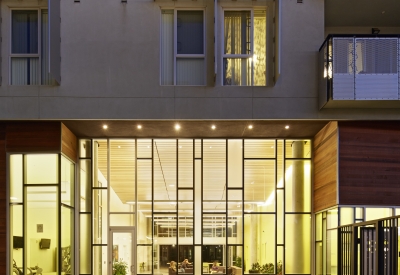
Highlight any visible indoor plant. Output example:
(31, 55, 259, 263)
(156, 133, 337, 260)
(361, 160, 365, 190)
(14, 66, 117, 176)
(113, 259, 128, 275)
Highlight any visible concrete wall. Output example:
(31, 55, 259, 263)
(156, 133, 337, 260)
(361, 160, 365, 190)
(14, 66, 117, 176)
(1, 0, 400, 120)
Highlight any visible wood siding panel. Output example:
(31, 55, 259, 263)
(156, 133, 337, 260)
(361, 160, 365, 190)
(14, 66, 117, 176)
(61, 123, 78, 162)
(6, 122, 61, 152)
(313, 121, 338, 212)
(339, 121, 400, 206)
(0, 124, 6, 275)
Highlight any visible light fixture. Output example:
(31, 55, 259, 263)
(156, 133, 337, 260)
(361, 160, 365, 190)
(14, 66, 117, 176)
(371, 28, 380, 34)
(118, 146, 121, 149)
(126, 201, 135, 204)
(10, 197, 18, 200)
(169, 184, 175, 187)
(175, 124, 181, 130)
(103, 125, 108, 129)
(211, 125, 216, 130)
(137, 125, 142, 129)
(285, 125, 290, 129)
(248, 125, 253, 129)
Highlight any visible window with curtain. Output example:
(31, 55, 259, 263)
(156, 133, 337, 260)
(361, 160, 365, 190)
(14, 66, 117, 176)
(223, 10, 266, 86)
(161, 10, 205, 86)
(11, 9, 55, 85)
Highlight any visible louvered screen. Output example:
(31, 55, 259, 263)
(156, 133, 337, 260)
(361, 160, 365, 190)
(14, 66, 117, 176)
(355, 38, 398, 99)
(332, 38, 355, 99)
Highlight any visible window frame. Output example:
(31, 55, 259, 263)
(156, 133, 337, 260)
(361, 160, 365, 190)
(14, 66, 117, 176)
(160, 8, 206, 86)
(221, 8, 267, 86)
(9, 8, 52, 86)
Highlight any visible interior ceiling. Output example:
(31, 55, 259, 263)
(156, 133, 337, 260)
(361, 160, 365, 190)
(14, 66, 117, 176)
(325, 0, 400, 27)
(62, 120, 329, 139)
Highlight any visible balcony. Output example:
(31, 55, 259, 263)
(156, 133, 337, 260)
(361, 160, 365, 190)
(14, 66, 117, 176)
(318, 35, 400, 108)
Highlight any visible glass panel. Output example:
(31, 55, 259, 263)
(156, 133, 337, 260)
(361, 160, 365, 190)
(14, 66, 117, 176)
(223, 58, 251, 86)
(194, 246, 201, 275)
(12, 10, 38, 53)
(315, 242, 323, 275)
(161, 9, 174, 86)
(137, 245, 152, 274)
(154, 139, 176, 203)
(110, 214, 135, 226)
(25, 154, 58, 184)
(79, 139, 92, 158)
(195, 139, 201, 159)
(93, 245, 107, 275)
(277, 190, 284, 244)
(61, 156, 75, 206)
(178, 246, 194, 271)
(253, 10, 267, 86)
(277, 140, 283, 188)
(177, 11, 204, 54)
(194, 159, 202, 244)
(41, 9, 55, 85)
(112, 232, 133, 275)
(137, 139, 152, 158)
(203, 214, 226, 239)
(244, 139, 275, 158)
(228, 139, 242, 188)
(340, 207, 354, 226)
(285, 140, 312, 158)
(356, 207, 364, 220)
(224, 11, 250, 55)
(137, 208, 152, 244)
(285, 160, 311, 212)
(93, 189, 107, 244)
(228, 190, 242, 244)
(202, 245, 224, 268)
(327, 208, 338, 229)
(178, 139, 193, 188)
(176, 58, 205, 85)
(10, 154, 23, 203)
(10, 205, 24, 274)
(285, 214, 311, 274)
(244, 214, 275, 274)
(327, 229, 338, 275)
(110, 140, 136, 212)
(154, 214, 177, 238)
(80, 214, 91, 274)
(227, 246, 242, 269)
(61, 206, 74, 275)
(80, 159, 92, 212)
(315, 213, 322, 241)
(26, 186, 58, 273)
(277, 246, 284, 275)
(11, 57, 39, 85)
(365, 208, 393, 221)
(244, 160, 275, 213)
(203, 140, 226, 212)
(94, 140, 108, 187)
(179, 190, 193, 238)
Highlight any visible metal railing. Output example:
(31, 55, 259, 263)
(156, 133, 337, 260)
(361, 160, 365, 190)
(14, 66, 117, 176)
(337, 215, 399, 275)
(319, 34, 400, 107)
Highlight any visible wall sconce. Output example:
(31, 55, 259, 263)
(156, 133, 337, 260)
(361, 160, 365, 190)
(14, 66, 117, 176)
(371, 28, 380, 34)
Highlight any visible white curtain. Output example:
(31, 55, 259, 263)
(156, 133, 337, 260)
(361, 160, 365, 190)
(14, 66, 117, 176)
(161, 10, 174, 85)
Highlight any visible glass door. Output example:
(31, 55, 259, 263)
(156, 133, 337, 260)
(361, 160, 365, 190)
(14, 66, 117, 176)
(110, 227, 135, 275)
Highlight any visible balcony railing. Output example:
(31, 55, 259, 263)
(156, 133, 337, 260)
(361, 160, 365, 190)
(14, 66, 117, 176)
(318, 35, 400, 108)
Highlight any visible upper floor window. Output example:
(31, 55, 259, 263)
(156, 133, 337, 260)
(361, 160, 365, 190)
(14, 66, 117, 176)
(11, 9, 55, 85)
(223, 10, 266, 86)
(161, 10, 205, 86)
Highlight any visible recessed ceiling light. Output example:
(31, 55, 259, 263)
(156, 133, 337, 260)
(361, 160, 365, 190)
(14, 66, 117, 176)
(137, 125, 142, 129)
(211, 125, 216, 130)
(126, 201, 135, 204)
(103, 125, 108, 129)
(248, 125, 253, 129)
(285, 125, 290, 129)
(147, 146, 150, 148)
(179, 146, 182, 149)
(175, 124, 181, 130)
(169, 184, 175, 187)
(118, 146, 121, 149)
(210, 146, 212, 148)
(10, 197, 18, 200)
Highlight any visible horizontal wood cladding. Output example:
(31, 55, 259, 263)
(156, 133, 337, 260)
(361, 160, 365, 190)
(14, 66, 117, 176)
(313, 121, 338, 212)
(339, 121, 400, 206)
(61, 123, 78, 162)
(6, 122, 61, 153)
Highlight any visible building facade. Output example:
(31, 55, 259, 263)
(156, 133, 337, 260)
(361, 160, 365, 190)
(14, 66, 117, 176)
(1, 0, 400, 275)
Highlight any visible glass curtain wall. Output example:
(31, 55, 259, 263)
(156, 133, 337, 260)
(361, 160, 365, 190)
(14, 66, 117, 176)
(9, 154, 75, 275)
(84, 138, 311, 275)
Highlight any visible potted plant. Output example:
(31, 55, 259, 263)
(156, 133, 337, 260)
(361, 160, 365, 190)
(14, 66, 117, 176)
(248, 262, 262, 273)
(276, 261, 283, 275)
(235, 257, 242, 268)
(113, 259, 128, 275)
(260, 263, 274, 274)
